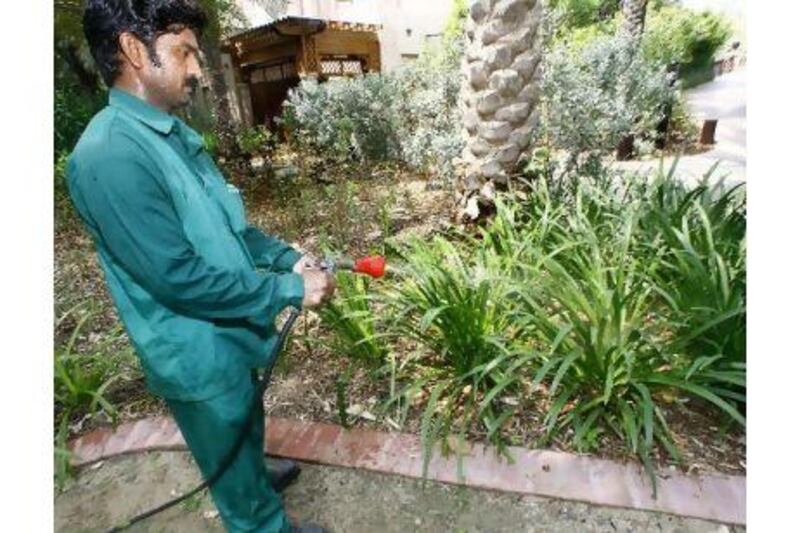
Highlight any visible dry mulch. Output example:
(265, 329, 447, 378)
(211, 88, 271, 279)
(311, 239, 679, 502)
(54, 157, 745, 478)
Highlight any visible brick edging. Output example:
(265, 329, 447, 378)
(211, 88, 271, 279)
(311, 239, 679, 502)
(68, 416, 745, 525)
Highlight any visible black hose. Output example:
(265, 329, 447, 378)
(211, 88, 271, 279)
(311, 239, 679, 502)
(106, 308, 302, 532)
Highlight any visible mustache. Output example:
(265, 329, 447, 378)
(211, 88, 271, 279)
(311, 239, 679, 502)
(184, 77, 200, 92)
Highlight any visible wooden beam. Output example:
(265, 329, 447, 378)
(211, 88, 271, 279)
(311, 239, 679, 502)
(296, 34, 321, 78)
(239, 41, 299, 68)
(314, 30, 380, 58)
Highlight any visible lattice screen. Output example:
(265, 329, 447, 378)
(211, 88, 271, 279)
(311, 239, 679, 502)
(320, 59, 365, 77)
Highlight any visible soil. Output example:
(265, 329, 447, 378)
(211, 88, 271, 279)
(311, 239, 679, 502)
(54, 157, 745, 483)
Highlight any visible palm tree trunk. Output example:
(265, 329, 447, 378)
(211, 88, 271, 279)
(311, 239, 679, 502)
(458, 0, 543, 220)
(619, 0, 649, 43)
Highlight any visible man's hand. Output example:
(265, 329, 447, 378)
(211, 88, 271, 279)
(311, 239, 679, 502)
(293, 254, 320, 274)
(301, 269, 336, 309)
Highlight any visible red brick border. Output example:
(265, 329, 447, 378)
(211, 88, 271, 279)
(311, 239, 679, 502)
(69, 416, 745, 525)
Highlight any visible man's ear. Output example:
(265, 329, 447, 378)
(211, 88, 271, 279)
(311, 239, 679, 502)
(118, 32, 147, 70)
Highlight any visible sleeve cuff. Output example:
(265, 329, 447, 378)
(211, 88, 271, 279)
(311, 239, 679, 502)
(273, 248, 303, 273)
(280, 272, 305, 310)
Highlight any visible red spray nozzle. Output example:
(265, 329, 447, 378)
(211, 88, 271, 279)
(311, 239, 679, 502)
(325, 255, 388, 278)
(353, 255, 386, 278)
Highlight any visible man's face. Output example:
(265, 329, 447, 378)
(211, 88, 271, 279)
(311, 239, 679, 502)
(139, 28, 203, 112)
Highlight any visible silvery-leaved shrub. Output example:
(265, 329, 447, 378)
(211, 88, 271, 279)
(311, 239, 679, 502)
(281, 36, 464, 181)
(391, 37, 465, 182)
(282, 74, 401, 162)
(538, 34, 676, 164)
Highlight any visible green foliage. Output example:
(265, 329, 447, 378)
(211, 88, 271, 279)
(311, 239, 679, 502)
(54, 304, 136, 488)
(282, 74, 400, 162)
(633, 167, 746, 402)
(392, 36, 464, 182)
(318, 273, 388, 369)
(236, 125, 275, 156)
(202, 130, 220, 156)
(54, 84, 105, 158)
(443, 0, 469, 41)
(282, 34, 463, 181)
(538, 35, 676, 167)
(556, 19, 616, 54)
(54, 308, 129, 424)
(341, 165, 746, 486)
(548, 0, 609, 30)
(642, 6, 733, 70)
(387, 237, 517, 377)
(381, 236, 531, 472)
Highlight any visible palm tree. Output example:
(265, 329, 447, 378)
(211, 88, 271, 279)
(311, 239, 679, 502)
(619, 0, 649, 42)
(459, 0, 542, 219)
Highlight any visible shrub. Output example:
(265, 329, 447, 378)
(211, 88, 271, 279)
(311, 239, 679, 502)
(382, 236, 532, 474)
(282, 75, 400, 162)
(354, 166, 745, 489)
(538, 34, 676, 167)
(54, 84, 104, 158)
(281, 31, 464, 181)
(642, 6, 732, 71)
(391, 37, 465, 181)
(54, 305, 137, 487)
(632, 168, 746, 405)
(202, 130, 219, 156)
(55, 151, 80, 231)
(236, 125, 275, 156)
(504, 170, 743, 490)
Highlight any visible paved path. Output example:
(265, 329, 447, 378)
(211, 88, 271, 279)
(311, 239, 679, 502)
(54, 451, 742, 532)
(616, 69, 746, 186)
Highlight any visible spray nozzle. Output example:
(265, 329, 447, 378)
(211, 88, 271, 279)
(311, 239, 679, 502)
(321, 255, 387, 278)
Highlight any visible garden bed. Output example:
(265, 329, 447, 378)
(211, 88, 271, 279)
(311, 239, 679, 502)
(55, 159, 745, 483)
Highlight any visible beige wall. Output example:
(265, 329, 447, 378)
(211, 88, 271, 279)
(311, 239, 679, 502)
(236, 0, 452, 72)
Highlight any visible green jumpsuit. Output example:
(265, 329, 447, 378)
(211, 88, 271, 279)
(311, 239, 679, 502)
(66, 88, 304, 532)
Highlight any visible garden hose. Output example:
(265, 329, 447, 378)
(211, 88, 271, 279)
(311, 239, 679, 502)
(105, 255, 388, 532)
(106, 308, 301, 533)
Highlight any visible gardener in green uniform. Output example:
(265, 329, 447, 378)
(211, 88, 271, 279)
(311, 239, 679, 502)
(66, 2, 335, 532)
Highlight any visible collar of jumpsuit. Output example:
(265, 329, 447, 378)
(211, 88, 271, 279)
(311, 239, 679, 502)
(66, 87, 304, 402)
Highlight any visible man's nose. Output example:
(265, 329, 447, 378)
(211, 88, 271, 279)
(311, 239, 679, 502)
(187, 54, 203, 80)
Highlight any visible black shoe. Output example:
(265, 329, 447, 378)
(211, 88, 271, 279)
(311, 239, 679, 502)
(290, 522, 329, 533)
(265, 457, 301, 492)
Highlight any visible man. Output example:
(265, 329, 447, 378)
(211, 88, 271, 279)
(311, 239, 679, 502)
(67, 1, 335, 531)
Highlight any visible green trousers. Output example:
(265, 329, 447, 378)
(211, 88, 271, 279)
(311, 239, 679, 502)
(166, 373, 291, 533)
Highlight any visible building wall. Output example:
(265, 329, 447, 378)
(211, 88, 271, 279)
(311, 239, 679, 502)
(235, 0, 452, 72)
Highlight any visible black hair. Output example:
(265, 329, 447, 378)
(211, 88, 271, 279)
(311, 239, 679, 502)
(83, 0, 208, 86)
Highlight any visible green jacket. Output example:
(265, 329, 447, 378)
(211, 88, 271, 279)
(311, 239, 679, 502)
(66, 88, 305, 401)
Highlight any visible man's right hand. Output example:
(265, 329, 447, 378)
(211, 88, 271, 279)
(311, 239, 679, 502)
(301, 269, 336, 309)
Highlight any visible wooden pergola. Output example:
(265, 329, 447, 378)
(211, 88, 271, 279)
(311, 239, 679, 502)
(223, 16, 382, 128)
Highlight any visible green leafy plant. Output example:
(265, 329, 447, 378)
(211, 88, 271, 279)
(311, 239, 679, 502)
(642, 6, 732, 73)
(537, 35, 676, 170)
(202, 130, 219, 156)
(54, 305, 135, 488)
(633, 167, 746, 405)
(318, 272, 388, 370)
(383, 237, 536, 477)
(505, 169, 744, 490)
(237, 125, 275, 156)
